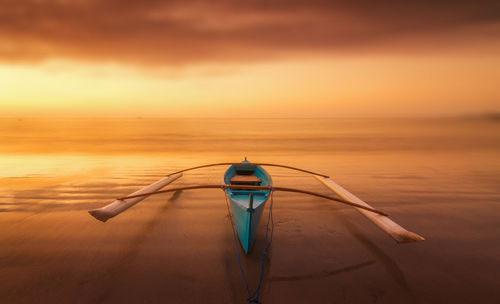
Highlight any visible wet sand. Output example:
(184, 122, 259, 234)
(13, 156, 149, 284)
(1, 118, 499, 303)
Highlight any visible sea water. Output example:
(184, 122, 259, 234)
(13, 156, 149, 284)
(1, 117, 499, 303)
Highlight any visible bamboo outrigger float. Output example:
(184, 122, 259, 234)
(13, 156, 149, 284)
(89, 158, 424, 245)
(314, 176, 424, 243)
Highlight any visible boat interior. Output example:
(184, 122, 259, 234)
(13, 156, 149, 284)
(225, 164, 272, 201)
(230, 168, 262, 186)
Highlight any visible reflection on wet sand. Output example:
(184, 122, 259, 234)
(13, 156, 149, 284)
(270, 260, 375, 282)
(331, 210, 416, 303)
(87, 191, 183, 303)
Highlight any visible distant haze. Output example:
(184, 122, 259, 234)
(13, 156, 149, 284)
(1, 0, 499, 117)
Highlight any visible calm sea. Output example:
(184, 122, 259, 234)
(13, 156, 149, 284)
(1, 117, 499, 303)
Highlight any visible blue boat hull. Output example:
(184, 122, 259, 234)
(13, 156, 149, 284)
(224, 160, 272, 253)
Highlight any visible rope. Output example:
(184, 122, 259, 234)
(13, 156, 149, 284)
(223, 190, 275, 304)
(248, 190, 275, 303)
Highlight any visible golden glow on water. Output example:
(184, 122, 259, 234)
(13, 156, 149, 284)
(0, 155, 98, 178)
(1, 118, 499, 302)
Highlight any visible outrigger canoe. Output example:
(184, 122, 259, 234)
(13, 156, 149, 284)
(88, 158, 424, 303)
(89, 158, 424, 247)
(224, 159, 272, 253)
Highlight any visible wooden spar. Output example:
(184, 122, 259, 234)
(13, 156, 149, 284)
(88, 173, 182, 222)
(114, 184, 388, 216)
(314, 175, 424, 243)
(166, 162, 329, 178)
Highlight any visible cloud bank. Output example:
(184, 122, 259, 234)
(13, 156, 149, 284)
(1, 0, 499, 66)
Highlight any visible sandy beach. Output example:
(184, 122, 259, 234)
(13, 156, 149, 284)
(1, 117, 499, 303)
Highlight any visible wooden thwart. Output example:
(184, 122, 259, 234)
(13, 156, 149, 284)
(230, 175, 262, 185)
(314, 175, 424, 243)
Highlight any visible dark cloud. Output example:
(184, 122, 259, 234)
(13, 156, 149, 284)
(0, 0, 499, 66)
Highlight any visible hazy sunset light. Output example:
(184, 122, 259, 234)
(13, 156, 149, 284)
(1, 0, 499, 117)
(2, 2, 500, 304)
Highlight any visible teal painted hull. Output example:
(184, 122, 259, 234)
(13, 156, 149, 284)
(224, 160, 272, 253)
(228, 194, 266, 253)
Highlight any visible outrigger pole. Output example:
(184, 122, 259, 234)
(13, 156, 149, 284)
(88, 162, 424, 243)
(165, 162, 329, 178)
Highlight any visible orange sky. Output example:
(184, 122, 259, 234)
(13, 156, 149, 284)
(1, 0, 499, 117)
